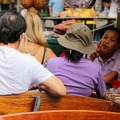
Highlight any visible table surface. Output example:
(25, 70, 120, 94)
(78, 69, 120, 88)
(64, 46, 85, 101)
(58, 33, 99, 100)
(41, 17, 116, 21)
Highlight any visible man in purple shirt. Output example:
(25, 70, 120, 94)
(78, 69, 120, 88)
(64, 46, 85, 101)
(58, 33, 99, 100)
(47, 23, 106, 98)
(90, 27, 120, 87)
(94, 49, 120, 76)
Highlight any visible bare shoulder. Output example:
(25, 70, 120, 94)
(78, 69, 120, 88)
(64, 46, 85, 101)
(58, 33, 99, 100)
(35, 47, 56, 63)
(46, 47, 57, 58)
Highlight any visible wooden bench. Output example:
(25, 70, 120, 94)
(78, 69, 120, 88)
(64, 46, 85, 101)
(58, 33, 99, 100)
(0, 92, 119, 115)
(39, 93, 114, 111)
(1, 110, 120, 120)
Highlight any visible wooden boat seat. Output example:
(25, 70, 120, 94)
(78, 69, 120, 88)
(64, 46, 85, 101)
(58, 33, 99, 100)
(0, 92, 41, 115)
(1, 110, 120, 120)
(0, 92, 119, 115)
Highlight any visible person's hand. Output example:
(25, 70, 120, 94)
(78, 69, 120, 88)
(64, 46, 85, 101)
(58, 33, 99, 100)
(38, 85, 46, 92)
(29, 84, 38, 90)
(93, 11, 100, 17)
(97, 39, 102, 49)
(89, 40, 102, 61)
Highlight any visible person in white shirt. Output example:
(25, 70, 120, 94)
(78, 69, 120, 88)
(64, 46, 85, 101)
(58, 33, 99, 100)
(0, 10, 66, 96)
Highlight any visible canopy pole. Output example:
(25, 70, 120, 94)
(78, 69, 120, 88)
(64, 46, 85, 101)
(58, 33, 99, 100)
(16, 0, 20, 11)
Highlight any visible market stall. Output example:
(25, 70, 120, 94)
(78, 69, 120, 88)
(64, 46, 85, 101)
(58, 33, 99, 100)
(18, 0, 118, 56)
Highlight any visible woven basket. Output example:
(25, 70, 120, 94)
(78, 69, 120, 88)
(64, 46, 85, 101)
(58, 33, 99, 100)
(21, 0, 33, 9)
(33, 0, 47, 9)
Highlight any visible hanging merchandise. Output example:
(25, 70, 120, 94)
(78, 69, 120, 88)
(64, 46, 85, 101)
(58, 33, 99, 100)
(20, 0, 47, 14)
(33, 0, 47, 9)
(20, 0, 33, 9)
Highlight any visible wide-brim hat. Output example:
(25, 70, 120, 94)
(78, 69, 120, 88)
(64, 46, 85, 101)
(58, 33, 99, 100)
(58, 23, 96, 55)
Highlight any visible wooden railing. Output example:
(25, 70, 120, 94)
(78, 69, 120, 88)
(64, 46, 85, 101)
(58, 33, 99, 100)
(0, 92, 120, 115)
(0, 110, 120, 120)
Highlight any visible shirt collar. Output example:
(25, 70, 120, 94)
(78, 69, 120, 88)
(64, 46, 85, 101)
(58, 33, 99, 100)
(98, 49, 119, 63)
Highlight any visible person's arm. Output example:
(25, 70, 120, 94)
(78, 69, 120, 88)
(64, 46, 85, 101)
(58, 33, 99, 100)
(30, 74, 66, 97)
(48, 0, 53, 17)
(104, 52, 120, 84)
(89, 52, 98, 61)
(49, 6, 53, 17)
(96, 67, 106, 98)
(40, 75, 66, 97)
(104, 71, 118, 84)
(89, 40, 102, 61)
(29, 56, 66, 97)
(89, 48, 101, 61)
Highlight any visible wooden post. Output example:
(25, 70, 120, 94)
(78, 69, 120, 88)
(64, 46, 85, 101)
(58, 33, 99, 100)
(115, 8, 120, 29)
(16, 0, 20, 11)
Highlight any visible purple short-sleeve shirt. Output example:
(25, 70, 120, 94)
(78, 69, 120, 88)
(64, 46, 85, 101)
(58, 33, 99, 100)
(47, 57, 106, 98)
(94, 49, 120, 76)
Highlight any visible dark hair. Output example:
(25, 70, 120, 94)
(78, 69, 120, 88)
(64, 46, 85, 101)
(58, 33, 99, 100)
(0, 10, 26, 44)
(102, 0, 111, 3)
(101, 0, 111, 12)
(106, 27, 120, 43)
(64, 48, 83, 63)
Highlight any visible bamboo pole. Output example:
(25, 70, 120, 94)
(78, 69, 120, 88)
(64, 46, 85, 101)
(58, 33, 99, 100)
(116, 8, 120, 29)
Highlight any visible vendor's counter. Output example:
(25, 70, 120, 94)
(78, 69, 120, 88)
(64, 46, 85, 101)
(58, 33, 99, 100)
(41, 17, 116, 24)
(41, 17, 116, 20)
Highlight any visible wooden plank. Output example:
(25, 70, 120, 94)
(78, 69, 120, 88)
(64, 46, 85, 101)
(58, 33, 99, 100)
(0, 92, 41, 115)
(39, 93, 114, 111)
(1, 110, 120, 120)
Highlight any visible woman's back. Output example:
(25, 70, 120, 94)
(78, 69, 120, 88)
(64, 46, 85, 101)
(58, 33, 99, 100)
(19, 42, 56, 66)
(47, 57, 106, 97)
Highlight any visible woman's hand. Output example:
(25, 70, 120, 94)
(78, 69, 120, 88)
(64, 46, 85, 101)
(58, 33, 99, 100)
(89, 40, 102, 61)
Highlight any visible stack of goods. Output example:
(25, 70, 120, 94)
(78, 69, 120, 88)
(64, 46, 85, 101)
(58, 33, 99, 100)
(57, 8, 94, 18)
(54, 19, 78, 35)
(54, 8, 95, 35)
(106, 77, 120, 104)
(44, 30, 60, 39)
(106, 87, 120, 104)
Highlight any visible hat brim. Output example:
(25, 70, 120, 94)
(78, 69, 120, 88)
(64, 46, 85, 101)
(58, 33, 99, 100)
(58, 35, 96, 55)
